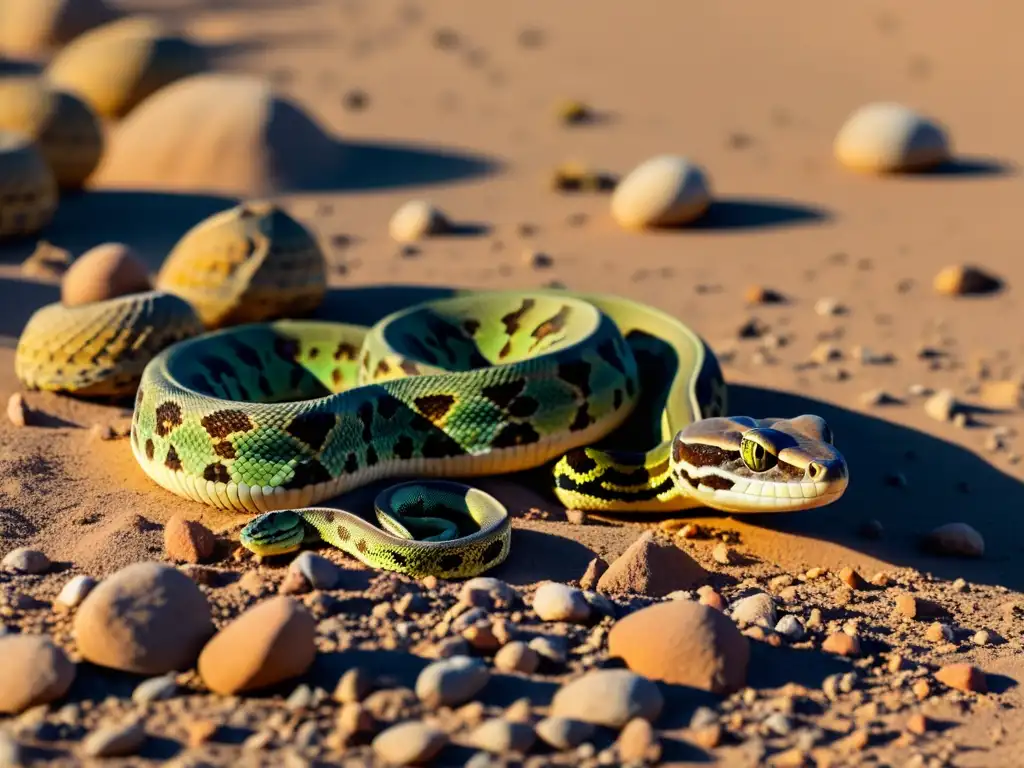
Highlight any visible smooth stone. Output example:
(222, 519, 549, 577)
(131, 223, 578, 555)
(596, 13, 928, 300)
(415, 655, 490, 708)
(81, 719, 146, 758)
(775, 615, 806, 641)
(372, 720, 447, 765)
(388, 200, 449, 242)
(0, 635, 76, 714)
(730, 593, 777, 628)
(198, 596, 316, 694)
(469, 718, 536, 754)
(131, 673, 178, 705)
(610, 154, 712, 229)
(74, 562, 214, 675)
(535, 716, 596, 750)
(834, 102, 950, 173)
(608, 599, 749, 694)
(289, 551, 342, 590)
(61, 243, 150, 307)
(459, 577, 514, 608)
(922, 523, 985, 557)
(493, 641, 540, 674)
(55, 575, 97, 609)
(551, 669, 664, 728)
(532, 582, 591, 623)
(1, 547, 50, 574)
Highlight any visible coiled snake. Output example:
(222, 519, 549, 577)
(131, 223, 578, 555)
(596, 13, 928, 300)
(19, 289, 849, 577)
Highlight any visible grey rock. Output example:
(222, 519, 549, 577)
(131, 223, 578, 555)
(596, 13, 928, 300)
(289, 552, 341, 590)
(774, 614, 806, 641)
(551, 669, 663, 728)
(131, 674, 178, 705)
(535, 716, 596, 750)
(730, 593, 777, 628)
(415, 655, 490, 708)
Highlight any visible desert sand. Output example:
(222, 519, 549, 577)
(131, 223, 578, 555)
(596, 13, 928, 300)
(2, 0, 1024, 765)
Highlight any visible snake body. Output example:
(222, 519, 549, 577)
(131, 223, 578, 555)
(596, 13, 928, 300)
(17, 288, 849, 578)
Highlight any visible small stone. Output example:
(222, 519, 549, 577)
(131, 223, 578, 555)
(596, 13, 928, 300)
(924, 390, 959, 422)
(388, 200, 449, 242)
(934, 265, 1001, 296)
(894, 593, 947, 620)
(463, 623, 501, 652)
(745, 286, 786, 305)
(528, 635, 568, 665)
(198, 596, 316, 694)
(699, 588, 725, 611)
(821, 633, 861, 657)
(184, 720, 216, 748)
(55, 575, 97, 610)
(416, 655, 490, 708)
(557, 99, 592, 125)
(912, 679, 931, 700)
(763, 712, 793, 737)
(290, 551, 342, 590)
(935, 663, 987, 693)
(925, 622, 954, 643)
(579, 557, 608, 590)
(775, 615, 806, 641)
(523, 249, 553, 268)
(532, 582, 591, 623)
(74, 562, 214, 675)
(922, 523, 985, 557)
(597, 531, 707, 596)
(609, 599, 749, 694)
(731, 593, 777, 628)
(469, 718, 535, 755)
(906, 713, 932, 735)
(809, 343, 842, 365)
(814, 298, 844, 317)
(552, 669, 663, 728)
(132, 673, 178, 705)
(61, 243, 150, 306)
(617, 717, 660, 763)
(459, 577, 514, 609)
(565, 509, 587, 525)
(2, 548, 50, 574)
(535, 717, 595, 750)
(81, 719, 146, 758)
(973, 629, 995, 646)
(712, 542, 734, 565)
(6, 393, 28, 427)
(0, 635, 76, 714)
(690, 724, 722, 749)
(610, 155, 712, 229)
(839, 567, 868, 590)
(333, 667, 373, 704)
(372, 721, 447, 765)
(834, 102, 950, 173)
(494, 641, 539, 674)
(163, 514, 215, 564)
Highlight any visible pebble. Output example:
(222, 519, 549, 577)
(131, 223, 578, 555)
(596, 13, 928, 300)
(922, 522, 985, 557)
(833, 102, 949, 173)
(6, 393, 27, 427)
(551, 669, 664, 728)
(821, 633, 861, 657)
(290, 551, 343, 590)
(532, 582, 591, 623)
(906, 713, 932, 735)
(617, 717, 660, 763)
(61, 243, 150, 306)
(0, 635, 76, 714)
(935, 663, 987, 693)
(163, 514, 215, 564)
(925, 622, 954, 643)
(459, 577, 514, 609)
(132, 673, 178, 705)
(839, 566, 869, 590)
(934, 265, 1002, 296)
(535, 716, 595, 750)
(198, 596, 316, 694)
(1, 547, 50, 574)
(416, 655, 490, 708)
(529, 634, 569, 665)
(74, 561, 214, 674)
(763, 712, 793, 737)
(597, 531, 707, 596)
(469, 718, 536, 754)
(610, 154, 712, 229)
(712, 541, 734, 565)
(372, 720, 447, 765)
(388, 200, 449, 242)
(579, 557, 608, 590)
(0, 733, 22, 766)
(334, 667, 373, 703)
(775, 615, 806, 641)
(81, 719, 147, 758)
(814, 298, 844, 317)
(973, 629, 995, 646)
(53, 575, 96, 610)
(730, 592, 777, 628)
(608, 599, 749, 694)
(924, 390, 959, 422)
(494, 641, 540, 674)
(699, 588, 726, 611)
(894, 593, 947, 620)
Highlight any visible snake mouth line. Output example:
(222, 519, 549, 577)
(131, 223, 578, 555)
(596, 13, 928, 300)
(674, 459, 849, 513)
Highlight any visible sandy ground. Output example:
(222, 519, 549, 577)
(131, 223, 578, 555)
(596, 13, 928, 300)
(3, 0, 1024, 765)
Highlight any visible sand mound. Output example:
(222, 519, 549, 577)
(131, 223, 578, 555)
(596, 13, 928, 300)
(0, 75, 104, 189)
(0, 0, 120, 57)
(94, 73, 342, 196)
(44, 15, 208, 119)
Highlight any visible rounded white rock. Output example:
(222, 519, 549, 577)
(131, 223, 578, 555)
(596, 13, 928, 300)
(834, 102, 950, 173)
(610, 155, 712, 229)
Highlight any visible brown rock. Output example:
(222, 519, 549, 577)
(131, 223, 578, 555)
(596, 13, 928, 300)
(198, 596, 316, 694)
(608, 599, 749, 694)
(597, 531, 707, 596)
(905, 713, 932, 735)
(61, 243, 150, 307)
(934, 663, 987, 693)
(839, 566, 868, 590)
(922, 523, 985, 558)
(912, 679, 931, 700)
(618, 717, 661, 763)
(74, 562, 214, 675)
(933, 265, 1001, 296)
(821, 633, 861, 657)
(0, 635, 76, 714)
(690, 723, 722, 749)
(579, 557, 608, 590)
(163, 514, 215, 563)
(894, 593, 947, 620)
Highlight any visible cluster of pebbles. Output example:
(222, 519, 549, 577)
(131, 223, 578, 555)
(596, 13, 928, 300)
(0, 513, 1007, 766)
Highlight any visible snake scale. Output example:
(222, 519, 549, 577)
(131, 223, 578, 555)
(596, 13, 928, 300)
(17, 287, 849, 578)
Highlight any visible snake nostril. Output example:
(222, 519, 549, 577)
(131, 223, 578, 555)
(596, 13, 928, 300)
(808, 461, 827, 481)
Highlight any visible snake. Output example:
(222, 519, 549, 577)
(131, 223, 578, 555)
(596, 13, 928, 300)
(16, 288, 849, 578)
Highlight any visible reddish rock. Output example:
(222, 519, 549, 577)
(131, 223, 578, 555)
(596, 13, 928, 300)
(597, 531, 707, 597)
(821, 633, 861, 657)
(935, 663, 987, 693)
(163, 514, 215, 563)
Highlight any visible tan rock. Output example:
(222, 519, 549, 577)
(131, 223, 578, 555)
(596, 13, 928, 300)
(617, 717, 661, 763)
(163, 514, 215, 564)
(821, 633, 861, 657)
(839, 566, 868, 590)
(597, 531, 707, 596)
(388, 200, 449, 242)
(933, 265, 1002, 296)
(0, 635, 76, 714)
(894, 593, 947, 620)
(372, 721, 446, 765)
(834, 102, 949, 173)
(934, 663, 987, 693)
(74, 562, 214, 674)
(198, 596, 316, 694)
(610, 154, 712, 229)
(922, 522, 985, 557)
(61, 243, 150, 307)
(551, 669, 663, 728)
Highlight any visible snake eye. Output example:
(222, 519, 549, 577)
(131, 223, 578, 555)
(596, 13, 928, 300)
(740, 436, 778, 473)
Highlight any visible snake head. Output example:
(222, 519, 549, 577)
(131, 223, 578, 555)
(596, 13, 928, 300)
(239, 510, 307, 557)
